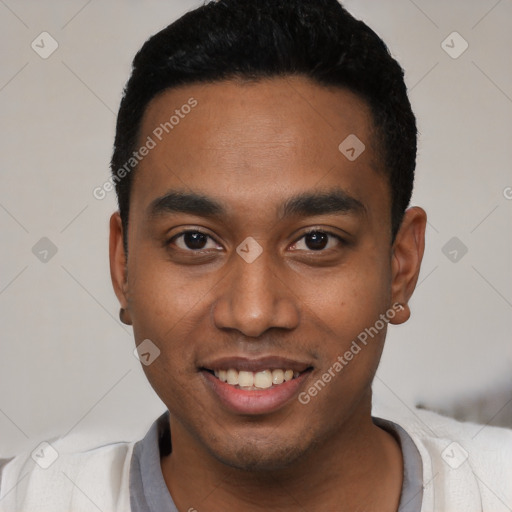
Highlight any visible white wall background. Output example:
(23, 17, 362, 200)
(0, 0, 511, 457)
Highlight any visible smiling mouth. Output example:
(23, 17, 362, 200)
(203, 367, 309, 390)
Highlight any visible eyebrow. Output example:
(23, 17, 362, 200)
(147, 188, 366, 220)
(279, 189, 366, 219)
(149, 191, 224, 218)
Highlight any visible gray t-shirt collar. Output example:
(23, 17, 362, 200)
(130, 411, 423, 512)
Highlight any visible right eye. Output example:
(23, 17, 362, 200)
(168, 230, 222, 252)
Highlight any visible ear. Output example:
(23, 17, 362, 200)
(389, 207, 427, 325)
(109, 211, 132, 325)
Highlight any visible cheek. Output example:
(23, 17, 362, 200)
(127, 255, 215, 398)
(300, 256, 391, 344)
(306, 254, 392, 395)
(128, 253, 212, 336)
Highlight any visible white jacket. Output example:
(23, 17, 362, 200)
(0, 408, 511, 511)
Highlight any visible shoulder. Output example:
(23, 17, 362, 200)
(381, 406, 512, 511)
(0, 435, 135, 512)
(400, 406, 512, 459)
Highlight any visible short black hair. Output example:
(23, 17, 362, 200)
(111, 0, 417, 250)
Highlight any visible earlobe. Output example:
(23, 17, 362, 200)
(119, 307, 132, 325)
(390, 301, 410, 325)
(109, 212, 132, 324)
(389, 207, 427, 325)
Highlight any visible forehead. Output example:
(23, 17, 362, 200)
(131, 77, 389, 224)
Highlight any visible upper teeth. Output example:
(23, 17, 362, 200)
(213, 369, 299, 389)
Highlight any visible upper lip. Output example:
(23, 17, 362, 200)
(200, 356, 313, 373)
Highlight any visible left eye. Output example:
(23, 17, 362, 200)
(291, 231, 343, 251)
(172, 231, 219, 251)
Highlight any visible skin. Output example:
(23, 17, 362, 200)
(110, 76, 426, 512)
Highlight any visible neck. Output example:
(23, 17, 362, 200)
(160, 405, 403, 512)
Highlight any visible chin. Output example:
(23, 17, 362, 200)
(207, 435, 315, 473)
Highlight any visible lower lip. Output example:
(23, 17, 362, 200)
(202, 370, 311, 415)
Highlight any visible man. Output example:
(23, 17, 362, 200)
(1, 0, 511, 510)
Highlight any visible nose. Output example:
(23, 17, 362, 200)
(212, 249, 300, 338)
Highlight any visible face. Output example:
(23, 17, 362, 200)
(110, 76, 425, 471)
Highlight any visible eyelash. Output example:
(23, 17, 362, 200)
(293, 229, 346, 251)
(167, 228, 346, 253)
(168, 229, 219, 252)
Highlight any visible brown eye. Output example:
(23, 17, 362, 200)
(183, 232, 208, 249)
(304, 231, 329, 250)
(170, 230, 220, 251)
(290, 230, 345, 253)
